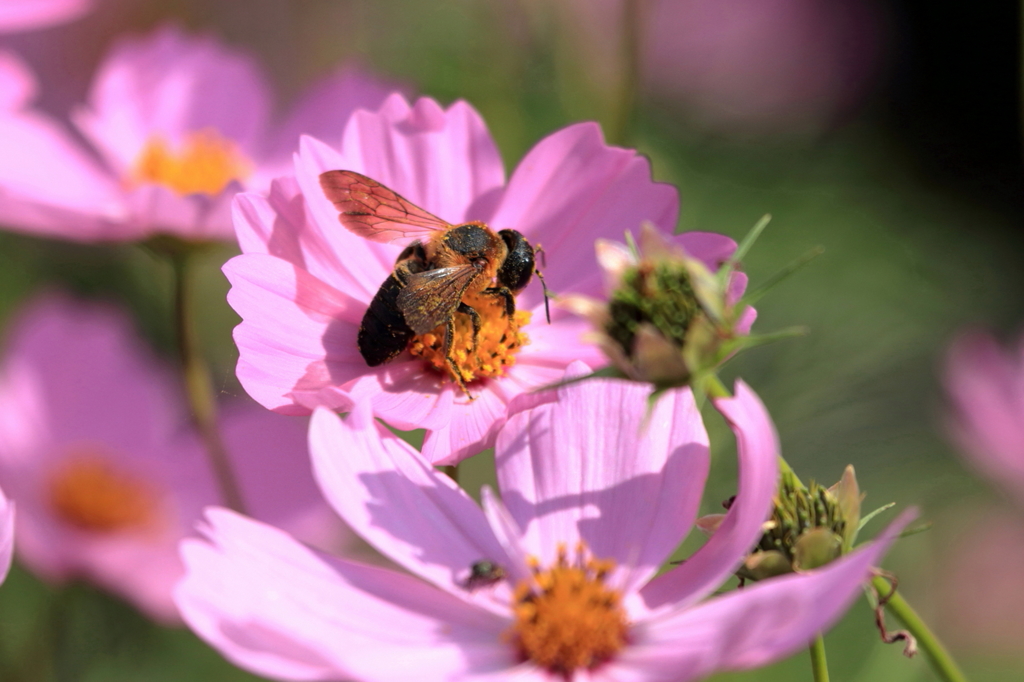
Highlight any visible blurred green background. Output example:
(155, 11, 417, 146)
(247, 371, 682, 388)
(0, 1, 1022, 680)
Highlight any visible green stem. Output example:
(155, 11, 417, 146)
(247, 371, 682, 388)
(871, 576, 969, 682)
(441, 464, 460, 484)
(703, 372, 803, 487)
(172, 254, 246, 514)
(703, 373, 731, 399)
(809, 634, 830, 682)
(607, 0, 644, 146)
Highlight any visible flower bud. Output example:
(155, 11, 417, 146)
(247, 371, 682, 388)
(563, 222, 754, 390)
(699, 465, 865, 582)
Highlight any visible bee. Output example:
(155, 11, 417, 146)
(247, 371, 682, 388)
(460, 560, 506, 590)
(319, 170, 547, 394)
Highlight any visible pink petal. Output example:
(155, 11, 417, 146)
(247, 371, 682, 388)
(224, 253, 365, 414)
(480, 486, 533, 587)
(421, 384, 510, 465)
(945, 331, 1024, 503)
(177, 509, 512, 681)
(0, 50, 35, 109)
(217, 402, 349, 553)
(517, 314, 606, 367)
(490, 123, 678, 308)
(0, 294, 182, 450)
(640, 380, 778, 610)
(0, 0, 91, 32)
(0, 489, 12, 583)
(123, 182, 237, 241)
(674, 231, 737, 270)
(0, 111, 126, 240)
(344, 363, 456, 431)
(623, 511, 916, 681)
(495, 377, 710, 593)
(333, 94, 506, 223)
(73, 24, 271, 175)
(232, 178, 372, 298)
(309, 405, 513, 609)
(294, 134, 409, 296)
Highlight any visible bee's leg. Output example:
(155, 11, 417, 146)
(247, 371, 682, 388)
(533, 268, 552, 324)
(483, 287, 515, 318)
(456, 302, 482, 352)
(443, 313, 473, 398)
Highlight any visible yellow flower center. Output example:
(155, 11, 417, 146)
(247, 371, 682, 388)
(408, 291, 531, 386)
(130, 129, 252, 196)
(47, 451, 157, 532)
(508, 544, 629, 676)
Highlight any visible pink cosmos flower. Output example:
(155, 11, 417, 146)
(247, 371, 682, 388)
(226, 93, 697, 463)
(0, 0, 91, 32)
(177, 373, 913, 681)
(0, 23, 395, 242)
(0, 294, 347, 623)
(944, 330, 1024, 505)
(0, 484, 12, 584)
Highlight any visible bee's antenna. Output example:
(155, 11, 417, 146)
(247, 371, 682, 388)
(534, 243, 548, 269)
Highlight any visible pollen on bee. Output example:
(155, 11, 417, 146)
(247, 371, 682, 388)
(408, 292, 531, 385)
(129, 129, 252, 196)
(47, 450, 159, 533)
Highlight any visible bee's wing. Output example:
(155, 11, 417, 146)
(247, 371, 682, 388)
(319, 170, 452, 243)
(397, 265, 479, 334)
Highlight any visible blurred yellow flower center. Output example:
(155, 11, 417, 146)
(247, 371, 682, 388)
(130, 129, 251, 196)
(408, 292, 531, 386)
(508, 544, 628, 675)
(47, 452, 156, 532)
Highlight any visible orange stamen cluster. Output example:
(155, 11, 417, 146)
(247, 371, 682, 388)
(408, 291, 531, 385)
(47, 452, 156, 532)
(508, 544, 629, 676)
(130, 128, 251, 196)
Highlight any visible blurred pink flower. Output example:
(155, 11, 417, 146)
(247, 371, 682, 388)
(177, 374, 912, 681)
(0, 484, 12, 584)
(945, 331, 1024, 505)
(0, 23, 395, 242)
(0, 0, 91, 32)
(226, 93, 680, 463)
(933, 506, 1024, 656)
(643, 0, 884, 132)
(0, 294, 348, 623)
(557, 0, 884, 133)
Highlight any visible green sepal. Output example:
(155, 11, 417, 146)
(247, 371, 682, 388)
(740, 245, 825, 307)
(857, 502, 896, 534)
(717, 213, 771, 291)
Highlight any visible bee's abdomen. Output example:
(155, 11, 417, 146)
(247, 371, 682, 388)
(358, 273, 415, 366)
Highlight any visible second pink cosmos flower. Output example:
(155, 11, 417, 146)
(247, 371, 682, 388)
(177, 374, 911, 681)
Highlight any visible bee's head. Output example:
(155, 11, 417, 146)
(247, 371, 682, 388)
(496, 229, 535, 293)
